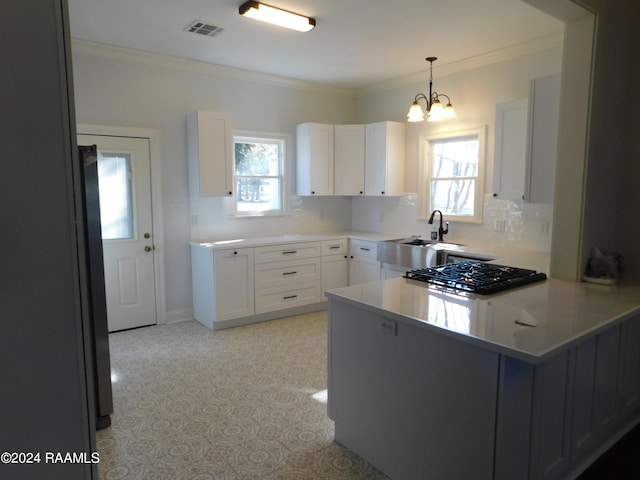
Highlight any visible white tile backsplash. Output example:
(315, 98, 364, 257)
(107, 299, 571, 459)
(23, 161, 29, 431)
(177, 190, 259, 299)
(352, 194, 553, 252)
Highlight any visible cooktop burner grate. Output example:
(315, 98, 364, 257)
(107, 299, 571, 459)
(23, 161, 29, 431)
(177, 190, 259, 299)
(405, 261, 547, 295)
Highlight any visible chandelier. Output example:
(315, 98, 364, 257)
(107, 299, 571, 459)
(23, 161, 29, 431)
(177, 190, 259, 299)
(407, 57, 456, 122)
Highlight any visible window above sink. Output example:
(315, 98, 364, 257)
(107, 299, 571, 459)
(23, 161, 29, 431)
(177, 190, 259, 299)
(417, 126, 486, 224)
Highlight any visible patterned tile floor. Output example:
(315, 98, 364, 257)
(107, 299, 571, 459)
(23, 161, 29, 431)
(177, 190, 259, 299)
(97, 312, 390, 480)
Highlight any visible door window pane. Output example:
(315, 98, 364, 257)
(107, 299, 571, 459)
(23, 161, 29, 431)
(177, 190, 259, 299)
(97, 153, 134, 240)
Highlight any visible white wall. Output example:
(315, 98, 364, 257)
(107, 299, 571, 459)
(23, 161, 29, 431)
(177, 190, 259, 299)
(351, 48, 563, 250)
(71, 42, 354, 320)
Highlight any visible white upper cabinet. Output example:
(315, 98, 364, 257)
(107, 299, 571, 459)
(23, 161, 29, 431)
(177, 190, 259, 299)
(526, 74, 561, 204)
(187, 111, 234, 197)
(296, 123, 334, 196)
(493, 99, 529, 200)
(365, 121, 405, 196)
(493, 74, 561, 204)
(334, 124, 366, 195)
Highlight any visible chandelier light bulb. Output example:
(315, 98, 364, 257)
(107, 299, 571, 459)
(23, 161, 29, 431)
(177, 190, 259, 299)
(407, 102, 425, 122)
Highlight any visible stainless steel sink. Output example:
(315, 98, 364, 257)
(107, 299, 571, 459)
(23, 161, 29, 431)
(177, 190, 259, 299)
(377, 237, 470, 269)
(377, 237, 439, 269)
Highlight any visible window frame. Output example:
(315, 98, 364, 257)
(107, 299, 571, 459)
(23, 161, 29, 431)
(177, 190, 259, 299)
(232, 131, 288, 217)
(418, 126, 486, 224)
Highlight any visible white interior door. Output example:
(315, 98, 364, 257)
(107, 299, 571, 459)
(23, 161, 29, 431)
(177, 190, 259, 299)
(78, 134, 157, 332)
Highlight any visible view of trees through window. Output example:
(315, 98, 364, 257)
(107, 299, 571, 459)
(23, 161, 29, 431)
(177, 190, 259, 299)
(234, 136, 283, 214)
(429, 136, 479, 217)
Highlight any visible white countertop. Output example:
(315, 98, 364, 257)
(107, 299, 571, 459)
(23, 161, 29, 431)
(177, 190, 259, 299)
(326, 277, 640, 364)
(190, 231, 403, 250)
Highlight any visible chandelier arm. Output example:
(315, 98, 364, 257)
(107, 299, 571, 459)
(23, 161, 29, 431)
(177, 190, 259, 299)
(433, 93, 452, 104)
(413, 93, 430, 105)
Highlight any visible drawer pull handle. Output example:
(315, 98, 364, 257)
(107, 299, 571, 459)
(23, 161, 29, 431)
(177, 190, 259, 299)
(282, 250, 297, 255)
(283, 294, 298, 300)
(329, 245, 341, 249)
(282, 271, 297, 276)
(360, 247, 371, 251)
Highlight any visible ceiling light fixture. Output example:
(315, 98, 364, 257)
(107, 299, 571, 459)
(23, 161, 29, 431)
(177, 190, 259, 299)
(407, 57, 456, 122)
(239, 1, 316, 32)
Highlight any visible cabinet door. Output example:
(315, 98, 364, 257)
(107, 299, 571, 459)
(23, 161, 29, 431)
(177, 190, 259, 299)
(526, 74, 561, 204)
(365, 121, 405, 196)
(187, 111, 233, 197)
(214, 248, 254, 321)
(381, 267, 405, 280)
(493, 99, 528, 200)
(322, 254, 349, 299)
(335, 124, 365, 195)
(296, 123, 334, 195)
(349, 259, 380, 285)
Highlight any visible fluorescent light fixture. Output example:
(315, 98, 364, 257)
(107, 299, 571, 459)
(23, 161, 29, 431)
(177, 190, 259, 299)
(239, 1, 316, 32)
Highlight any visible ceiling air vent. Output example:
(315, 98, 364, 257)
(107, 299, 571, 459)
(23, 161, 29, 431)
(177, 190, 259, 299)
(185, 20, 225, 38)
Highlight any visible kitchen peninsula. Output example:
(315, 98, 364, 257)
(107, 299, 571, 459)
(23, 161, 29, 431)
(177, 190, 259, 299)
(326, 277, 640, 480)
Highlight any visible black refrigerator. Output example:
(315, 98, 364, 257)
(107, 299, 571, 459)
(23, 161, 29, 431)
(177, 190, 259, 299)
(78, 144, 114, 429)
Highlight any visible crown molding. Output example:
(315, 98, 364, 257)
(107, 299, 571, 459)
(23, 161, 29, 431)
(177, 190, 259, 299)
(355, 32, 564, 97)
(70, 38, 354, 98)
(71, 33, 563, 100)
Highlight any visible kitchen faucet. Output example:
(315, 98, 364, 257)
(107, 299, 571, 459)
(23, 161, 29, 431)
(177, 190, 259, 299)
(428, 209, 449, 241)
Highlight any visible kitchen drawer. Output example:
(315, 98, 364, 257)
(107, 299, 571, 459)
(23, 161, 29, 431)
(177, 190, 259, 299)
(349, 239, 378, 261)
(254, 241, 321, 264)
(254, 257, 321, 289)
(255, 281, 322, 314)
(322, 238, 348, 256)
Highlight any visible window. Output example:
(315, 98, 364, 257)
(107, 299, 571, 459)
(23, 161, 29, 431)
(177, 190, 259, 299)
(233, 133, 286, 216)
(97, 152, 134, 239)
(419, 127, 486, 223)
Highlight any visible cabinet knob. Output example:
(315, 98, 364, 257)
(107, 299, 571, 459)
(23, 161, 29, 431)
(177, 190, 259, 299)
(360, 191, 363, 194)
(381, 191, 385, 195)
(311, 191, 315, 194)
(228, 191, 233, 196)
(493, 193, 498, 197)
(233, 251, 238, 255)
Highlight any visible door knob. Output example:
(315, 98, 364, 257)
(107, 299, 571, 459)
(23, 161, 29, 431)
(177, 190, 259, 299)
(144, 232, 151, 239)
(144, 246, 153, 252)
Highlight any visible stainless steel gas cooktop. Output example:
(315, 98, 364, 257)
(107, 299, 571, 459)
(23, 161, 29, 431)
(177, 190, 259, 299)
(404, 261, 547, 295)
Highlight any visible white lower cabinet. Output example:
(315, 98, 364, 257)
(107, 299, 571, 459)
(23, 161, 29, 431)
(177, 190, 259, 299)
(192, 236, 383, 330)
(191, 246, 254, 329)
(321, 238, 349, 299)
(255, 282, 322, 314)
(349, 239, 380, 285)
(254, 244, 322, 314)
(381, 264, 406, 279)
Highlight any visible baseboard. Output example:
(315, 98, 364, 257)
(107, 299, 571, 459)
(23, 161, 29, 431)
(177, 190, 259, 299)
(206, 302, 328, 331)
(165, 308, 194, 325)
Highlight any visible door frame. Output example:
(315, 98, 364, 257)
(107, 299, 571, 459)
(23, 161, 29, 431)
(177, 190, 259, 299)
(77, 123, 167, 325)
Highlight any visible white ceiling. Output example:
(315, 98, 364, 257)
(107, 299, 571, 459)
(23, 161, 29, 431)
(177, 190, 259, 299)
(67, 0, 564, 89)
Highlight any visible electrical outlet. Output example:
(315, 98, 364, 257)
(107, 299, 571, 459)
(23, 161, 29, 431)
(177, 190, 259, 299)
(379, 319, 397, 336)
(540, 221, 549, 235)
